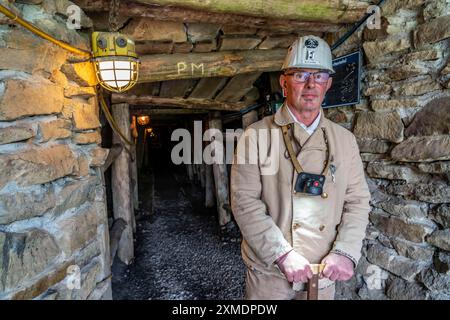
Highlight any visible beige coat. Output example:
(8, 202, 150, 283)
(230, 103, 371, 286)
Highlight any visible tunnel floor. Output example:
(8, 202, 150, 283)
(111, 164, 246, 300)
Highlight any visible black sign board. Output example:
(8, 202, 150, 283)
(322, 51, 361, 108)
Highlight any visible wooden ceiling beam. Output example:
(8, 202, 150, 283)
(130, 108, 209, 115)
(112, 94, 246, 111)
(72, 1, 341, 33)
(135, 0, 368, 24)
(138, 48, 286, 83)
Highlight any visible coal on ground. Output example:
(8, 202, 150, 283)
(112, 166, 246, 300)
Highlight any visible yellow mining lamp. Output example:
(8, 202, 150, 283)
(92, 32, 140, 93)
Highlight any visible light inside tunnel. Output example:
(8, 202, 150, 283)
(137, 115, 150, 126)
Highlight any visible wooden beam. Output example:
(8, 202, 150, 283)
(135, 0, 368, 23)
(205, 163, 215, 208)
(242, 110, 259, 129)
(218, 36, 262, 51)
(112, 94, 247, 111)
(130, 146, 139, 211)
(208, 111, 232, 227)
(159, 79, 197, 98)
(130, 108, 209, 115)
(189, 77, 228, 99)
(138, 49, 286, 83)
(101, 143, 123, 173)
(109, 218, 127, 264)
(73, 1, 341, 33)
(111, 103, 134, 265)
(215, 73, 262, 102)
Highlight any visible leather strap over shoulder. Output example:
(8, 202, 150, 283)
(280, 124, 331, 176)
(281, 124, 304, 174)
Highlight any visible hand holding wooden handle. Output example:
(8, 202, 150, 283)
(307, 263, 326, 300)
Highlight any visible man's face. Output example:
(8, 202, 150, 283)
(279, 68, 333, 113)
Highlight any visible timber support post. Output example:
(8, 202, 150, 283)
(242, 110, 259, 129)
(208, 111, 232, 228)
(111, 103, 135, 265)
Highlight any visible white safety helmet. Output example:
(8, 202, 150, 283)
(282, 35, 335, 74)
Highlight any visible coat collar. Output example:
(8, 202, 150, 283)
(274, 102, 327, 129)
(274, 102, 329, 149)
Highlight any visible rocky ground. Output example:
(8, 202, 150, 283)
(111, 163, 246, 300)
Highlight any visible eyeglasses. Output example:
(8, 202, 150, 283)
(284, 71, 330, 84)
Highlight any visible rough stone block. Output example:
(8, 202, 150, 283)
(386, 276, 427, 300)
(393, 77, 441, 96)
(430, 204, 450, 228)
(64, 99, 100, 130)
(420, 268, 450, 294)
(73, 131, 101, 145)
(427, 229, 450, 251)
(423, 1, 450, 20)
(370, 212, 433, 243)
(434, 251, 450, 274)
(366, 161, 422, 182)
(64, 86, 96, 99)
(404, 48, 442, 63)
(0, 126, 35, 145)
(10, 260, 73, 300)
(39, 119, 72, 142)
(0, 77, 64, 121)
(418, 162, 450, 174)
(391, 135, 450, 162)
(414, 15, 450, 47)
(387, 182, 450, 204)
(0, 229, 61, 293)
(364, 84, 391, 96)
(60, 62, 98, 87)
(381, 0, 426, 16)
(55, 204, 99, 257)
(366, 244, 428, 281)
(354, 111, 404, 143)
(387, 64, 424, 81)
(53, 177, 97, 216)
(0, 185, 56, 225)
(391, 238, 435, 262)
(0, 29, 68, 75)
(356, 138, 391, 154)
(53, 0, 93, 29)
(75, 155, 90, 177)
(89, 147, 109, 167)
(371, 98, 419, 112)
(363, 34, 411, 64)
(373, 197, 428, 220)
(405, 97, 450, 137)
(0, 145, 78, 190)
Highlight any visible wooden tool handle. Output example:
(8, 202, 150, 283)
(307, 263, 325, 300)
(307, 274, 319, 300)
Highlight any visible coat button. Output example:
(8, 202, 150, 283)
(293, 223, 301, 230)
(319, 225, 325, 231)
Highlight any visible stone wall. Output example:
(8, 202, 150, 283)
(0, 0, 111, 299)
(326, 0, 450, 300)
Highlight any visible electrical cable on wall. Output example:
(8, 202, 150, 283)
(0, 3, 135, 147)
(331, 0, 387, 51)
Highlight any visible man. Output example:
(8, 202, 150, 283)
(230, 35, 371, 300)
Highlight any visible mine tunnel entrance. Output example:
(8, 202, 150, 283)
(109, 110, 249, 299)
